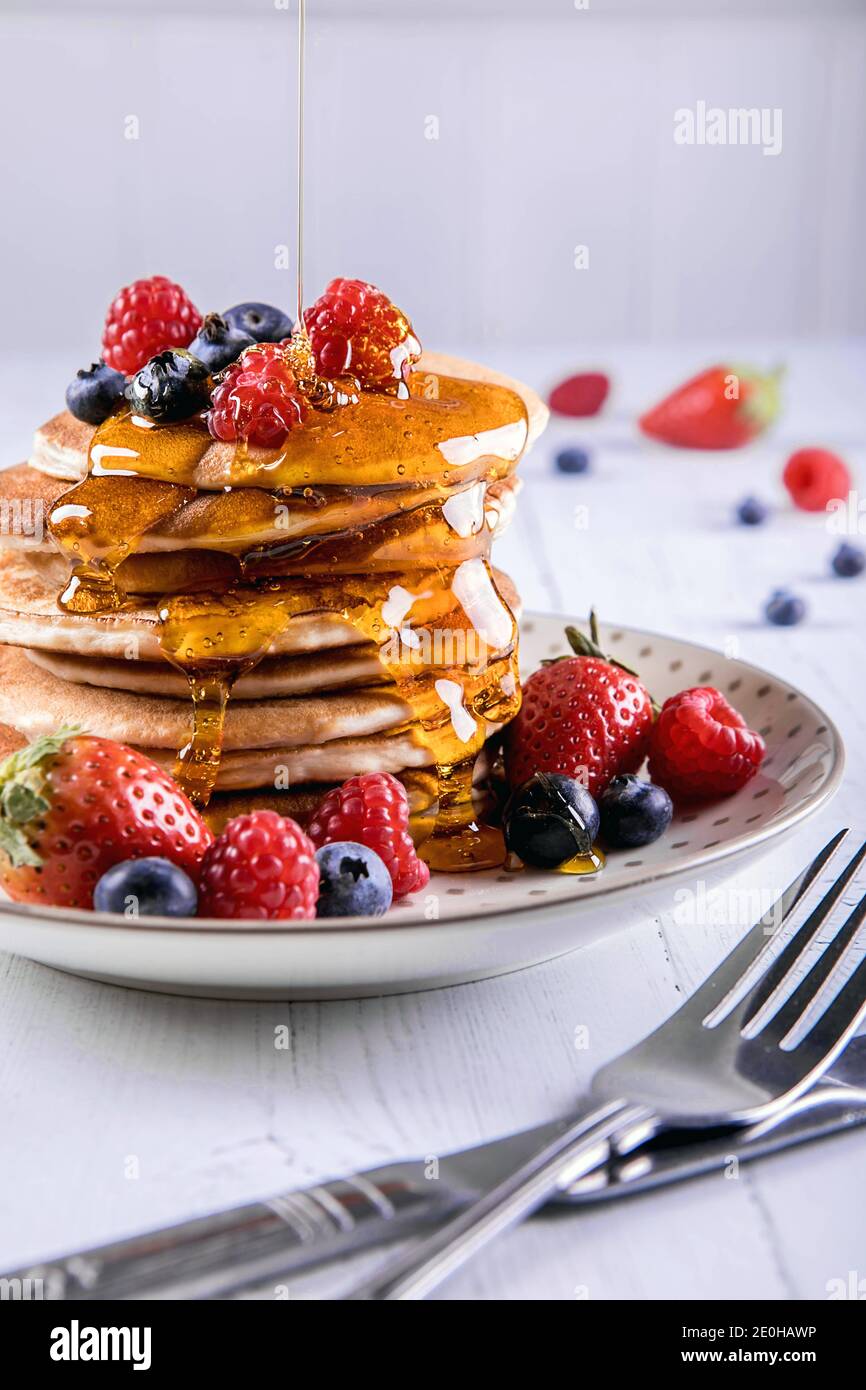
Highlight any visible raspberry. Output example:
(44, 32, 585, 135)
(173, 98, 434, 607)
(648, 687, 765, 802)
(197, 810, 319, 920)
(783, 448, 851, 513)
(303, 278, 420, 392)
(206, 342, 307, 448)
(102, 275, 202, 375)
(307, 772, 429, 899)
(548, 372, 610, 418)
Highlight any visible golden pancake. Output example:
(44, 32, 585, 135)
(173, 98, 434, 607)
(0, 549, 520, 662)
(11, 475, 520, 590)
(24, 645, 386, 699)
(0, 459, 519, 562)
(0, 643, 414, 752)
(0, 718, 432, 790)
(140, 732, 433, 789)
(28, 352, 548, 490)
(204, 769, 441, 833)
(0, 723, 441, 838)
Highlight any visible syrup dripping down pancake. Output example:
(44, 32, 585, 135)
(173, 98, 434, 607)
(9, 475, 520, 591)
(0, 460, 519, 562)
(0, 551, 518, 663)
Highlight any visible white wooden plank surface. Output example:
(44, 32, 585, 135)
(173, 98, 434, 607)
(0, 341, 864, 1299)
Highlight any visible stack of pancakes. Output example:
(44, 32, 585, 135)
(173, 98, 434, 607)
(0, 352, 547, 829)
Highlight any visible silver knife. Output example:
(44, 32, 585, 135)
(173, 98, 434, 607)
(7, 1042, 866, 1301)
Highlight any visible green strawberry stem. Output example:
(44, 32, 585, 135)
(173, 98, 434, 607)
(0, 725, 81, 868)
(543, 612, 661, 717)
(734, 362, 785, 432)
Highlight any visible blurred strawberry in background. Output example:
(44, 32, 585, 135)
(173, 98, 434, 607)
(639, 364, 782, 449)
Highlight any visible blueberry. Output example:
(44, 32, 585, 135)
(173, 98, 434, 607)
(315, 841, 393, 917)
(65, 360, 126, 425)
(831, 542, 865, 578)
(599, 775, 673, 849)
(124, 348, 212, 423)
(503, 772, 600, 870)
(736, 496, 768, 526)
(555, 446, 591, 475)
(764, 589, 807, 626)
(223, 301, 294, 344)
(188, 312, 256, 373)
(93, 857, 198, 918)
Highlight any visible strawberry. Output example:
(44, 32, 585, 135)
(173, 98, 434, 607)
(504, 617, 655, 798)
(548, 371, 610, 418)
(639, 365, 782, 449)
(0, 726, 212, 909)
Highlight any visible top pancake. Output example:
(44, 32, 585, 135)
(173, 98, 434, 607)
(29, 352, 548, 491)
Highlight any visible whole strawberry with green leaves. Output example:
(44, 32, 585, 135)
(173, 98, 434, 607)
(639, 364, 782, 449)
(0, 726, 212, 909)
(504, 616, 655, 798)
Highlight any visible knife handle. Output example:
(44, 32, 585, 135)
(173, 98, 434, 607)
(3, 1168, 460, 1301)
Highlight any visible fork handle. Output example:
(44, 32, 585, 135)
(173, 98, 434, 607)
(343, 1099, 654, 1301)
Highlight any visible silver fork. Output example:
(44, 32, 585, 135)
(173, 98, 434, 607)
(345, 829, 866, 1300)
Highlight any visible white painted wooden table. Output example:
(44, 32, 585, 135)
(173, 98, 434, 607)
(0, 340, 864, 1300)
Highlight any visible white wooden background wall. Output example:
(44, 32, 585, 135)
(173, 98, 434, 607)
(0, 0, 864, 359)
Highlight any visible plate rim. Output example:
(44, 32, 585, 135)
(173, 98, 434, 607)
(0, 611, 845, 940)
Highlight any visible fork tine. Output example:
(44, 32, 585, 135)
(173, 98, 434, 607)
(696, 829, 849, 1025)
(792, 920, 866, 1057)
(739, 841, 866, 1035)
(754, 884, 866, 1046)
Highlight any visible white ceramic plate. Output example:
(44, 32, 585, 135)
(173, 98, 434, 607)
(0, 613, 844, 999)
